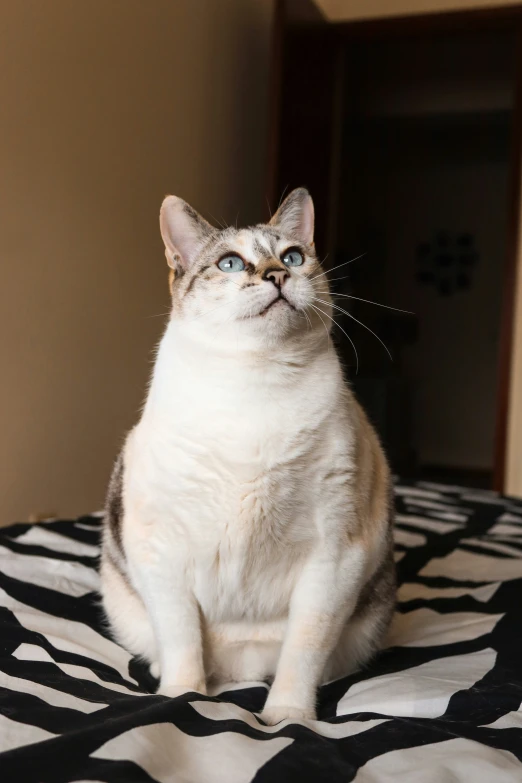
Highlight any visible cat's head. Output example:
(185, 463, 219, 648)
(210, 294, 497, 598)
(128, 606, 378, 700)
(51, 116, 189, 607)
(159, 188, 332, 346)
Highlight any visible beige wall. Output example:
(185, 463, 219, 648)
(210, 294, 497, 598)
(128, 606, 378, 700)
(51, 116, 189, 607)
(315, 0, 522, 22)
(0, 0, 273, 522)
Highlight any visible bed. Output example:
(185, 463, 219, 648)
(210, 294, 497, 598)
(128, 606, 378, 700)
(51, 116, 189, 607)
(0, 479, 521, 782)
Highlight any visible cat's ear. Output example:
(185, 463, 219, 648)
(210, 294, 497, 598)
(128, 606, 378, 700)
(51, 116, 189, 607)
(269, 187, 314, 246)
(160, 196, 215, 270)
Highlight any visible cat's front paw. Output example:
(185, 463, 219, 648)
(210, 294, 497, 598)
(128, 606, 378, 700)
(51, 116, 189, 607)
(157, 680, 207, 699)
(260, 704, 316, 725)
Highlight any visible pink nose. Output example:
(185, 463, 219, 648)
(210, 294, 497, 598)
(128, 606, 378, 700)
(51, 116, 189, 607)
(264, 268, 289, 287)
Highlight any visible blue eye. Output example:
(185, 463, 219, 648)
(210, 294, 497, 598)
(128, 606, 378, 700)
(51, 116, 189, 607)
(281, 249, 304, 267)
(217, 254, 245, 272)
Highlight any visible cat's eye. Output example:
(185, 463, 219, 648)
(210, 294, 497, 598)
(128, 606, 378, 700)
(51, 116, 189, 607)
(217, 254, 246, 273)
(281, 249, 304, 267)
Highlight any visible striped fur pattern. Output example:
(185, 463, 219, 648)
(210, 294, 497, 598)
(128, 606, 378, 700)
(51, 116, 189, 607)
(100, 188, 396, 724)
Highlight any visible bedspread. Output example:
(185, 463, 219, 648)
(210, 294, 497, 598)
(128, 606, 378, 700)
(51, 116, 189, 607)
(0, 480, 521, 782)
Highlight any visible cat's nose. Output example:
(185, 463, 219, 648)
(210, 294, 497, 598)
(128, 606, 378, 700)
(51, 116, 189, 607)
(263, 268, 289, 288)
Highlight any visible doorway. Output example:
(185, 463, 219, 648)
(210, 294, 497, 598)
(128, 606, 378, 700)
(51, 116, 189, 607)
(271, 6, 522, 488)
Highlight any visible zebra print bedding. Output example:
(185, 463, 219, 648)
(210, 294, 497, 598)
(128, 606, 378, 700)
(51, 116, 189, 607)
(0, 480, 521, 782)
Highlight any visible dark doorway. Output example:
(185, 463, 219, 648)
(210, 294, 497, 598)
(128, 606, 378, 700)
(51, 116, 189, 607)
(271, 6, 522, 489)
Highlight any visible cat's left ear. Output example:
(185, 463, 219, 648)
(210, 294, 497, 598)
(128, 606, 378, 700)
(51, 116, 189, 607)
(160, 195, 215, 271)
(269, 187, 314, 246)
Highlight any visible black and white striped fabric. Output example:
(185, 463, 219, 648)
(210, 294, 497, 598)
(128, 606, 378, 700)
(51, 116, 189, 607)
(1, 480, 522, 782)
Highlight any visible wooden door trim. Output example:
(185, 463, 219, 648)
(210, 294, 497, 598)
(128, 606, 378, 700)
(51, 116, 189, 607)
(494, 23, 522, 492)
(266, 0, 284, 215)
(266, 0, 328, 214)
(329, 5, 522, 39)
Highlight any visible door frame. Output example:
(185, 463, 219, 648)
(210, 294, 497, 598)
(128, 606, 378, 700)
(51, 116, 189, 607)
(268, 2, 522, 491)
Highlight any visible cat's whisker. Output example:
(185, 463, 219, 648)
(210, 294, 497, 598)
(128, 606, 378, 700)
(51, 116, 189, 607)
(314, 292, 413, 315)
(209, 212, 228, 231)
(310, 252, 367, 282)
(276, 184, 290, 212)
(301, 308, 313, 332)
(309, 303, 359, 374)
(312, 297, 392, 361)
(312, 273, 351, 287)
(308, 304, 331, 354)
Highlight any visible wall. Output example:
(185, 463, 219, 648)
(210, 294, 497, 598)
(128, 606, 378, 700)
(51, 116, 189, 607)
(0, 0, 273, 522)
(315, 0, 522, 22)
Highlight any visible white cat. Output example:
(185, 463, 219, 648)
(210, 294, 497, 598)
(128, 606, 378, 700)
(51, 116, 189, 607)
(100, 188, 395, 725)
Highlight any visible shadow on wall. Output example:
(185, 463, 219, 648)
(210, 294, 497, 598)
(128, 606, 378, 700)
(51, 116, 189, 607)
(0, 0, 273, 523)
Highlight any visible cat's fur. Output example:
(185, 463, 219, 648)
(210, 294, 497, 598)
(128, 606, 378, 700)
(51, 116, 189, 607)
(100, 188, 396, 724)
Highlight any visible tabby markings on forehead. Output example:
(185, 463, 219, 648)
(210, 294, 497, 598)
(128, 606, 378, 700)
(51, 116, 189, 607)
(259, 227, 282, 251)
(252, 237, 269, 258)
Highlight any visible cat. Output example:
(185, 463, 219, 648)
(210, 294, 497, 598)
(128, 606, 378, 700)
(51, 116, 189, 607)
(100, 187, 396, 725)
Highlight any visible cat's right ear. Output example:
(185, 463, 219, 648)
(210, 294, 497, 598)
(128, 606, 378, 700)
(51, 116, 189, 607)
(160, 196, 215, 271)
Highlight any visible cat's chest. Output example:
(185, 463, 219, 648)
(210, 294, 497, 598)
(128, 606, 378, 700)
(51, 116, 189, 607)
(144, 426, 315, 537)
(129, 411, 318, 558)
(134, 431, 316, 620)
(190, 487, 312, 621)
(126, 368, 338, 620)
(134, 388, 323, 504)
(128, 353, 339, 555)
